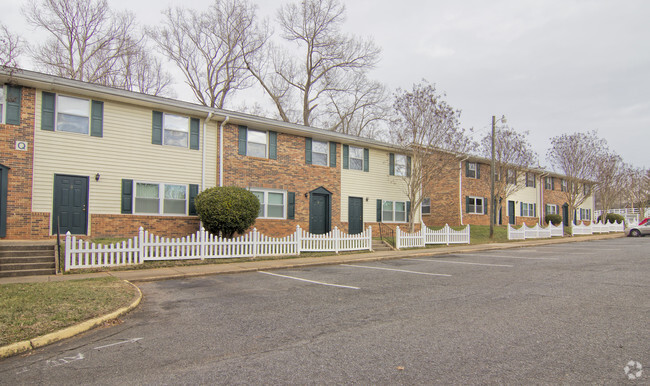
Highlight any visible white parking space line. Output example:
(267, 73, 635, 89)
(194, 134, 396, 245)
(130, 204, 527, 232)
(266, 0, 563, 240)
(406, 258, 513, 267)
(341, 264, 452, 277)
(259, 271, 360, 290)
(518, 250, 590, 255)
(451, 253, 558, 260)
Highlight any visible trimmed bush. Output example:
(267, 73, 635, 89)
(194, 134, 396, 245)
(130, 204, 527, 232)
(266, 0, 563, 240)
(545, 214, 562, 226)
(597, 213, 625, 224)
(195, 186, 260, 238)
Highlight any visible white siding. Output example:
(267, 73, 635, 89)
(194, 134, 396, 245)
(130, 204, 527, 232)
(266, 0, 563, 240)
(32, 90, 217, 218)
(340, 148, 418, 224)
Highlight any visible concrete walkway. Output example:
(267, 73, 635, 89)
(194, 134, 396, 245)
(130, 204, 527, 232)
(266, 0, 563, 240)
(0, 233, 625, 285)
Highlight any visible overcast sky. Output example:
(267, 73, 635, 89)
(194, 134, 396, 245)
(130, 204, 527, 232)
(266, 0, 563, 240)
(3, 0, 649, 169)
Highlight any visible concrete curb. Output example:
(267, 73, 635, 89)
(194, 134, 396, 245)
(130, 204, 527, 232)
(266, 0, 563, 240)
(0, 280, 142, 360)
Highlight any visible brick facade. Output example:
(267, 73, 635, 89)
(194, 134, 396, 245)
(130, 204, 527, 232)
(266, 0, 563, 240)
(422, 152, 462, 227)
(90, 214, 200, 239)
(220, 123, 342, 237)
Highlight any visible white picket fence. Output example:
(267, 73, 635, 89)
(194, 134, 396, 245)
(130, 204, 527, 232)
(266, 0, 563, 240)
(571, 220, 624, 236)
(65, 225, 372, 271)
(395, 224, 470, 249)
(507, 223, 564, 240)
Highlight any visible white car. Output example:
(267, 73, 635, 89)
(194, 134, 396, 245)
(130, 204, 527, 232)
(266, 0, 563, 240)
(625, 218, 650, 237)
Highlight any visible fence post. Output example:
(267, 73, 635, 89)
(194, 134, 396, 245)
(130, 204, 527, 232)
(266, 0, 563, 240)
(295, 225, 301, 255)
(466, 225, 471, 244)
(138, 227, 145, 264)
(200, 227, 206, 260)
(252, 228, 258, 258)
(64, 231, 72, 272)
(368, 226, 372, 251)
(334, 227, 340, 254)
(395, 226, 401, 250)
(444, 224, 450, 245)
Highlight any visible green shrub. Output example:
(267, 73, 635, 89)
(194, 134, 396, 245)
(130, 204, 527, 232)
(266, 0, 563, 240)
(545, 214, 563, 226)
(195, 187, 260, 238)
(597, 213, 625, 224)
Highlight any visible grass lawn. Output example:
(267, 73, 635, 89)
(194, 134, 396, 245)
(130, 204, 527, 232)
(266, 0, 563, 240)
(0, 277, 138, 346)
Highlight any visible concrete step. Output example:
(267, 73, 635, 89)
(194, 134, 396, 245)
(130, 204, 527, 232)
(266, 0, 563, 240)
(0, 268, 55, 278)
(0, 250, 56, 258)
(0, 256, 55, 264)
(0, 242, 57, 277)
(0, 261, 56, 271)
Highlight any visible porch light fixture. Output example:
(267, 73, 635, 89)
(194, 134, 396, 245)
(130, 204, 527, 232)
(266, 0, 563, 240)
(95, 173, 101, 181)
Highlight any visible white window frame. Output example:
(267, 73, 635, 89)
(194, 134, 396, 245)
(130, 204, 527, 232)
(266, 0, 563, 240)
(382, 200, 407, 223)
(545, 177, 553, 190)
(521, 202, 535, 217)
(583, 184, 591, 196)
(349, 146, 364, 171)
(546, 204, 558, 215)
(525, 173, 536, 188)
(467, 162, 477, 179)
(467, 196, 484, 214)
(421, 197, 431, 215)
(55, 94, 91, 134)
(312, 139, 329, 166)
(134, 182, 188, 216)
(247, 129, 268, 158)
(250, 188, 286, 219)
(561, 179, 567, 192)
(162, 113, 190, 148)
(395, 154, 408, 177)
(506, 169, 516, 185)
(0, 85, 5, 124)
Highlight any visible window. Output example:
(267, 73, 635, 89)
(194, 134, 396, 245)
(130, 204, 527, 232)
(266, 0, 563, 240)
(521, 203, 536, 217)
(382, 200, 406, 222)
(57, 95, 90, 134)
(247, 129, 267, 158)
(560, 179, 567, 192)
(545, 177, 554, 190)
(395, 154, 408, 176)
(251, 189, 285, 219)
(583, 184, 591, 195)
(525, 173, 536, 188)
(162, 113, 189, 147)
(0, 86, 4, 123)
(546, 204, 558, 215)
(421, 198, 431, 215)
(579, 208, 592, 221)
(349, 146, 364, 170)
(135, 182, 187, 215)
(467, 162, 478, 179)
(467, 196, 484, 214)
(312, 140, 328, 166)
(506, 169, 517, 184)
(238, 126, 277, 159)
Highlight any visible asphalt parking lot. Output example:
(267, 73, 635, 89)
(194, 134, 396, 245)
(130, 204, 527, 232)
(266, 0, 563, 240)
(1, 237, 648, 384)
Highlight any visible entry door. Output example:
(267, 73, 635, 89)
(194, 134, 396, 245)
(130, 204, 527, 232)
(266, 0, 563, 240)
(562, 204, 569, 226)
(508, 201, 516, 225)
(53, 175, 89, 235)
(348, 197, 363, 234)
(309, 193, 330, 234)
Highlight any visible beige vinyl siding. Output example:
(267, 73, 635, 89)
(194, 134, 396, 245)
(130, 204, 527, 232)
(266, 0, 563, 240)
(32, 90, 218, 218)
(341, 148, 418, 224)
(508, 181, 538, 217)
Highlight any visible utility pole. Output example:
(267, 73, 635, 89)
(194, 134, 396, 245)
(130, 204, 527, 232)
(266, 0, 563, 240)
(490, 116, 496, 238)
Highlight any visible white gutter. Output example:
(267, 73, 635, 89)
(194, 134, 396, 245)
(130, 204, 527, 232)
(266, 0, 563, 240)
(458, 156, 469, 225)
(219, 116, 230, 187)
(202, 113, 214, 191)
(539, 172, 548, 223)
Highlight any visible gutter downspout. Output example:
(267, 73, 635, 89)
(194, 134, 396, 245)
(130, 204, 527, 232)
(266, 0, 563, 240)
(219, 116, 230, 187)
(202, 113, 214, 191)
(459, 156, 469, 225)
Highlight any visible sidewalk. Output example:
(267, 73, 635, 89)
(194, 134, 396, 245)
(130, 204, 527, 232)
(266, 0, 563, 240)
(0, 233, 625, 285)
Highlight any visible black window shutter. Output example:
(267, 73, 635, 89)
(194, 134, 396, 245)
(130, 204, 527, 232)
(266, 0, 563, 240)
(465, 162, 470, 177)
(6, 85, 22, 125)
(389, 153, 395, 175)
(343, 144, 349, 169)
(90, 100, 103, 137)
(376, 199, 382, 222)
(484, 197, 488, 215)
(121, 179, 133, 214)
(406, 201, 411, 222)
(41, 92, 56, 131)
(476, 164, 480, 179)
(305, 138, 312, 165)
(152, 111, 163, 145)
(363, 148, 369, 172)
(190, 118, 200, 150)
(533, 203, 537, 217)
(520, 202, 524, 216)
(287, 192, 295, 219)
(188, 184, 199, 215)
(466, 196, 470, 213)
(269, 131, 277, 159)
(406, 156, 411, 177)
(238, 126, 247, 155)
(329, 142, 336, 167)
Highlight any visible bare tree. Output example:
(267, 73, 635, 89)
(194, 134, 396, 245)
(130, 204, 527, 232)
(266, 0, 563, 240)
(1, 24, 23, 67)
(593, 151, 627, 220)
(325, 73, 389, 138)
(245, 0, 380, 128)
(105, 42, 175, 97)
(623, 166, 650, 219)
(546, 130, 607, 225)
(23, 0, 139, 83)
(393, 81, 474, 232)
(480, 126, 538, 220)
(148, 0, 266, 108)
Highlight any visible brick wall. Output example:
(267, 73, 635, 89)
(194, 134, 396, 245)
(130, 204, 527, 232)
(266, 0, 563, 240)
(543, 176, 568, 224)
(220, 123, 342, 237)
(90, 214, 200, 239)
(422, 152, 462, 227)
(0, 87, 37, 239)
